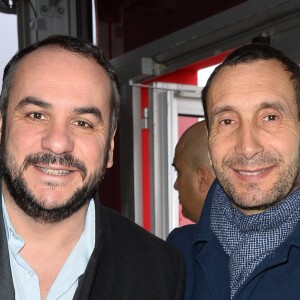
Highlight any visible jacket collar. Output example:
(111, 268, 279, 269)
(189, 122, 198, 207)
(192, 179, 219, 244)
(191, 180, 231, 298)
(74, 191, 109, 300)
(0, 183, 16, 300)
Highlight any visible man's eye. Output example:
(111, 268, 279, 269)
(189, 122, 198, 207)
(28, 112, 46, 120)
(74, 120, 93, 128)
(220, 119, 233, 126)
(263, 114, 278, 121)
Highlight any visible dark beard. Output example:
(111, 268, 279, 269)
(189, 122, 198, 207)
(0, 120, 109, 224)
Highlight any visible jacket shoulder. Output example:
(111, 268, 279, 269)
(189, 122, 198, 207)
(101, 206, 180, 255)
(167, 224, 197, 256)
(90, 206, 185, 299)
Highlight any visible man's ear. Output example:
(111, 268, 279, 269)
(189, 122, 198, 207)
(106, 129, 116, 168)
(196, 166, 211, 192)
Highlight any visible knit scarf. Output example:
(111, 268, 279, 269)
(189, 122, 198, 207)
(210, 183, 300, 299)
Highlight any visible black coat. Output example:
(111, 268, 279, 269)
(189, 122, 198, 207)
(0, 192, 185, 300)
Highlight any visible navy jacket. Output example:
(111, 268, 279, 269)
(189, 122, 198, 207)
(0, 188, 185, 300)
(167, 180, 300, 299)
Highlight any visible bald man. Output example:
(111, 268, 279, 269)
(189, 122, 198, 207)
(172, 121, 215, 223)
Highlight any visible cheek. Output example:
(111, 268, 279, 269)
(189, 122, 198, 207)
(181, 173, 196, 192)
(177, 177, 186, 192)
(266, 126, 300, 159)
(271, 141, 300, 163)
(208, 135, 231, 165)
(78, 137, 108, 170)
(4, 123, 41, 160)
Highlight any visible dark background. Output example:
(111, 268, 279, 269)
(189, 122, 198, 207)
(95, 0, 247, 59)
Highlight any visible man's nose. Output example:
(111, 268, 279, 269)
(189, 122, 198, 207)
(235, 123, 264, 159)
(41, 122, 75, 155)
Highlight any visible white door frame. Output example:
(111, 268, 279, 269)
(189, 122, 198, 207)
(149, 82, 203, 239)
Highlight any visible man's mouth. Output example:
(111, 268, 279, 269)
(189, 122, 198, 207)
(37, 166, 73, 176)
(22, 152, 88, 181)
(234, 166, 272, 176)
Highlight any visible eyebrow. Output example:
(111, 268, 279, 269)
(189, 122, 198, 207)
(15, 97, 104, 124)
(210, 101, 287, 119)
(73, 106, 103, 124)
(210, 105, 235, 119)
(15, 96, 52, 110)
(256, 101, 286, 112)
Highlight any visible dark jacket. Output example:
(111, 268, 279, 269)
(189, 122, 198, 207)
(0, 191, 185, 300)
(167, 180, 300, 300)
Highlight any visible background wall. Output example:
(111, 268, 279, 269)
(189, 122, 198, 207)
(0, 12, 18, 90)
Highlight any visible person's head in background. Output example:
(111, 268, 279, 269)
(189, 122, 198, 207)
(173, 120, 215, 223)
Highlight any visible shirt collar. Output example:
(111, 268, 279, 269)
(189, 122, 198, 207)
(2, 196, 24, 259)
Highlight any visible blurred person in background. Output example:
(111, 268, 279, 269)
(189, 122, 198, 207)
(172, 121, 215, 223)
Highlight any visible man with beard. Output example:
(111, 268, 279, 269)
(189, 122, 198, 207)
(0, 35, 184, 300)
(167, 43, 300, 299)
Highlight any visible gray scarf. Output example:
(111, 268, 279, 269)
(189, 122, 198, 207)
(210, 184, 300, 298)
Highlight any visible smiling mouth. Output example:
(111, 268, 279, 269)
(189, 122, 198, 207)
(235, 167, 272, 176)
(37, 166, 73, 176)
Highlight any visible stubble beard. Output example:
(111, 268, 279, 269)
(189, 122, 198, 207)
(213, 151, 300, 212)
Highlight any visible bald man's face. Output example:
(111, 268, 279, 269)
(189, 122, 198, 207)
(173, 147, 204, 223)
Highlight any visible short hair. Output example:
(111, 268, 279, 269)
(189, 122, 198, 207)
(202, 43, 300, 129)
(0, 35, 121, 142)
